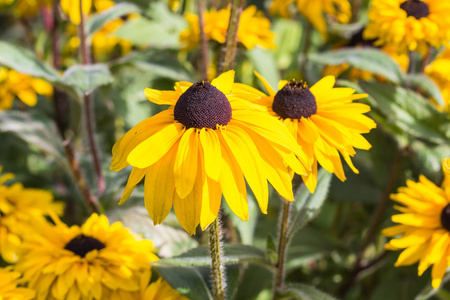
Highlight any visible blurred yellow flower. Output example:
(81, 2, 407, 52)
(16, 213, 159, 300)
(0, 166, 63, 262)
(111, 71, 310, 234)
(364, 0, 450, 55)
(383, 159, 450, 289)
(0, 67, 53, 110)
(233, 73, 375, 192)
(180, 5, 276, 51)
(0, 0, 50, 17)
(127, 271, 188, 300)
(0, 267, 35, 300)
(270, 0, 351, 40)
(425, 48, 450, 113)
(61, 0, 92, 25)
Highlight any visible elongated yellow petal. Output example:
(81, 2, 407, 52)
(395, 243, 428, 266)
(119, 167, 146, 205)
(174, 128, 199, 198)
(254, 71, 276, 96)
(301, 159, 318, 193)
(390, 229, 433, 249)
(144, 143, 177, 225)
(221, 125, 269, 213)
(173, 183, 202, 235)
(144, 89, 180, 105)
(211, 70, 235, 94)
(219, 139, 248, 221)
(127, 123, 184, 169)
(17, 89, 37, 106)
(431, 247, 449, 289)
(199, 163, 222, 230)
(199, 128, 221, 181)
(309, 76, 335, 97)
(278, 80, 288, 91)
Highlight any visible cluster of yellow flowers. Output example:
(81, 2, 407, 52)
(0, 168, 187, 300)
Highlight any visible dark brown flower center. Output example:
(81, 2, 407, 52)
(272, 81, 317, 119)
(64, 234, 105, 258)
(441, 204, 450, 231)
(400, 0, 430, 19)
(174, 81, 232, 129)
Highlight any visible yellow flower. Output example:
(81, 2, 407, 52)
(0, 267, 35, 300)
(383, 160, 450, 289)
(0, 67, 53, 110)
(131, 271, 188, 300)
(61, 0, 92, 25)
(91, 18, 133, 58)
(180, 5, 276, 51)
(0, 167, 63, 263)
(425, 48, 450, 113)
(0, 0, 51, 17)
(111, 71, 310, 234)
(364, 0, 450, 55)
(234, 73, 376, 192)
(15, 213, 159, 300)
(270, 0, 351, 40)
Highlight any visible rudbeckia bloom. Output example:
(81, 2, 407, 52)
(364, 0, 450, 55)
(16, 213, 159, 300)
(180, 5, 276, 51)
(111, 71, 310, 234)
(0, 67, 53, 110)
(233, 73, 376, 192)
(127, 271, 188, 300)
(425, 48, 450, 113)
(0, 167, 63, 262)
(270, 0, 351, 40)
(0, 267, 35, 300)
(383, 159, 450, 289)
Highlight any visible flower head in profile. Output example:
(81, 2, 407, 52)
(270, 0, 351, 40)
(0, 167, 63, 262)
(0, 67, 53, 110)
(0, 267, 35, 300)
(180, 5, 276, 51)
(425, 48, 450, 113)
(364, 0, 450, 55)
(233, 73, 376, 193)
(111, 71, 310, 234)
(16, 213, 159, 300)
(383, 159, 450, 289)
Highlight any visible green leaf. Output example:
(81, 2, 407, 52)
(266, 234, 278, 265)
(272, 19, 302, 70)
(247, 47, 280, 89)
(152, 264, 213, 300)
(159, 244, 270, 268)
(0, 112, 69, 172)
(359, 81, 450, 143)
(281, 283, 337, 300)
(402, 74, 445, 107)
(86, 3, 141, 37)
(63, 64, 114, 94)
(309, 48, 403, 83)
(287, 169, 333, 238)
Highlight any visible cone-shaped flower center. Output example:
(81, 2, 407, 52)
(272, 81, 317, 119)
(174, 81, 232, 129)
(64, 234, 106, 257)
(400, 0, 429, 19)
(441, 204, 450, 231)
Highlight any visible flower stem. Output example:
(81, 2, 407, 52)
(300, 22, 313, 80)
(209, 217, 226, 300)
(51, 0, 99, 214)
(220, 0, 245, 73)
(78, 0, 106, 196)
(197, 0, 209, 80)
(272, 199, 291, 300)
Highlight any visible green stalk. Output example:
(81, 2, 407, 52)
(209, 217, 226, 300)
(197, 0, 209, 80)
(220, 0, 245, 73)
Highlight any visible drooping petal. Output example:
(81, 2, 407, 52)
(309, 76, 335, 98)
(173, 185, 202, 236)
(254, 71, 276, 96)
(174, 128, 199, 198)
(199, 128, 221, 181)
(144, 89, 180, 105)
(118, 167, 146, 205)
(211, 70, 235, 94)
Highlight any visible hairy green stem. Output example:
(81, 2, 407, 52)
(300, 22, 313, 79)
(197, 0, 209, 80)
(209, 217, 226, 300)
(220, 0, 245, 73)
(272, 199, 291, 300)
(79, 0, 105, 196)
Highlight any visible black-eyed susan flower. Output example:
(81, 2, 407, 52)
(15, 213, 159, 300)
(270, 0, 351, 40)
(61, 0, 91, 25)
(180, 5, 276, 51)
(383, 159, 450, 289)
(0, 67, 53, 110)
(425, 48, 450, 113)
(111, 71, 310, 235)
(0, 167, 63, 262)
(364, 0, 450, 55)
(233, 73, 376, 193)
(0, 267, 35, 300)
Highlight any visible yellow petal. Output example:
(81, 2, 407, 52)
(211, 70, 235, 94)
(119, 167, 146, 205)
(254, 71, 276, 96)
(199, 128, 221, 181)
(199, 168, 222, 230)
(431, 252, 448, 289)
(31, 79, 53, 96)
(173, 184, 201, 236)
(309, 76, 335, 98)
(301, 159, 318, 193)
(144, 89, 179, 105)
(17, 89, 37, 106)
(394, 243, 428, 266)
(174, 128, 199, 198)
(278, 80, 289, 91)
(127, 123, 184, 169)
